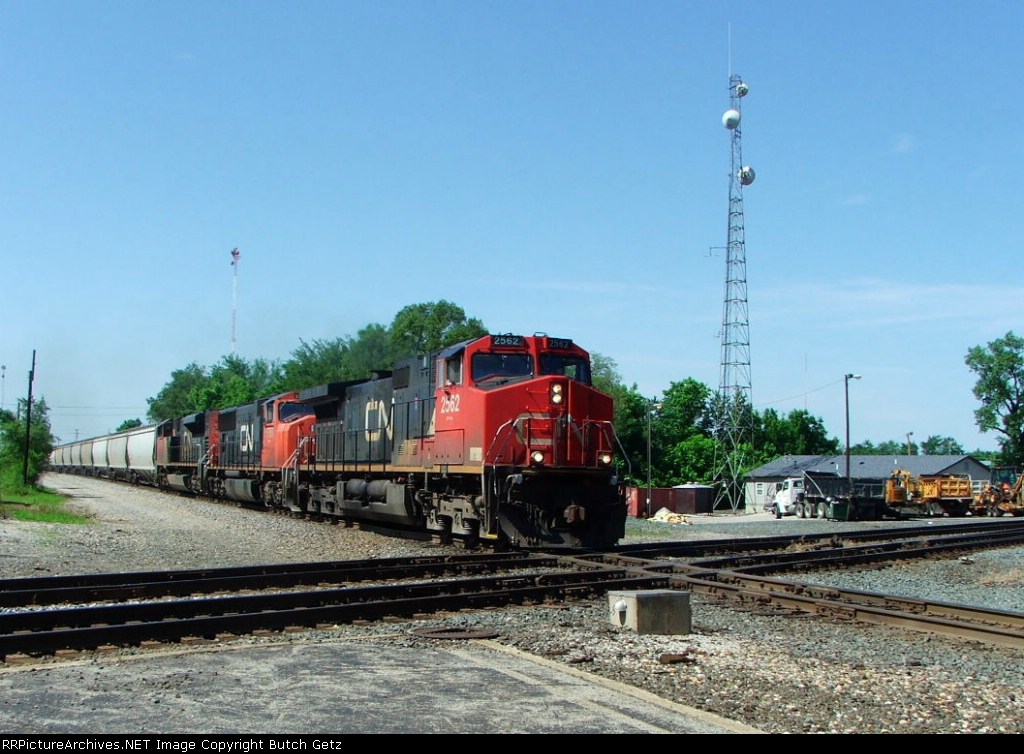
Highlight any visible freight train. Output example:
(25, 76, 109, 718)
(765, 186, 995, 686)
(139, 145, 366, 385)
(48, 333, 628, 549)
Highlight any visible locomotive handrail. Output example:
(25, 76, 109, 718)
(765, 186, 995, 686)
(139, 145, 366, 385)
(484, 419, 519, 467)
(284, 435, 311, 472)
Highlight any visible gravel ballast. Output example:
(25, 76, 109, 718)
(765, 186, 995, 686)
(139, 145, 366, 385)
(3, 473, 1024, 734)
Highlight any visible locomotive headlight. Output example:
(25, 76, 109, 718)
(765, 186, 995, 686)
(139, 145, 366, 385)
(598, 452, 613, 466)
(550, 383, 564, 404)
(530, 450, 545, 465)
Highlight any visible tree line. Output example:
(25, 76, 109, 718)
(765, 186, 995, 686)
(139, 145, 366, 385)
(3, 302, 1022, 492)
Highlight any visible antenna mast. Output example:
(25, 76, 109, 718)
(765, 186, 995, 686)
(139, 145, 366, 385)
(230, 248, 240, 354)
(712, 75, 755, 513)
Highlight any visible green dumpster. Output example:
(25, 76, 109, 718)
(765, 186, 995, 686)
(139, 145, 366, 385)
(828, 500, 851, 521)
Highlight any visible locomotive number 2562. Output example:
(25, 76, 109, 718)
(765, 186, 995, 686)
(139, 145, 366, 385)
(440, 394, 461, 414)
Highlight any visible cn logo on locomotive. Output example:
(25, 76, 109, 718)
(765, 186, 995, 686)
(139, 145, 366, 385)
(240, 423, 255, 453)
(364, 399, 393, 442)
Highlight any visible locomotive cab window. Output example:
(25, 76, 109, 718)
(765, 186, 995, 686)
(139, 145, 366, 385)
(539, 354, 592, 385)
(446, 352, 463, 386)
(279, 402, 315, 422)
(472, 352, 534, 386)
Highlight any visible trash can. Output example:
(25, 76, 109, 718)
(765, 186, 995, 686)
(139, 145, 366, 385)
(828, 500, 851, 521)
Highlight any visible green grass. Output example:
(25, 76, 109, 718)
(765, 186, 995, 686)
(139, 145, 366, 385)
(624, 516, 687, 541)
(0, 484, 91, 524)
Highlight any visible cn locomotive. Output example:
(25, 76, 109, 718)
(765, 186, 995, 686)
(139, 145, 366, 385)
(49, 333, 627, 549)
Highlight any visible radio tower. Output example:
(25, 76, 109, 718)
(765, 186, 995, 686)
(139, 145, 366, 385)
(230, 247, 241, 354)
(712, 75, 755, 513)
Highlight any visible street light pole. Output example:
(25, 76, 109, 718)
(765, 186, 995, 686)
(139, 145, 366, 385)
(646, 400, 653, 518)
(906, 431, 914, 456)
(844, 373, 861, 485)
(645, 398, 662, 518)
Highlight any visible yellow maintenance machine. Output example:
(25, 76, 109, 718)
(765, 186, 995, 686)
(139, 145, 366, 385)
(884, 469, 974, 517)
(971, 466, 1024, 517)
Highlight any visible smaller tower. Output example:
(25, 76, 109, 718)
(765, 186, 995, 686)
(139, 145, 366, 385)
(231, 248, 241, 354)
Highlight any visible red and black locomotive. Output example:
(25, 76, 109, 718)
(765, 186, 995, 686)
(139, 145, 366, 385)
(52, 333, 627, 549)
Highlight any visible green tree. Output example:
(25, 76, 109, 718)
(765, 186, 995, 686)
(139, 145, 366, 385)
(115, 419, 143, 432)
(147, 363, 207, 422)
(190, 355, 282, 411)
(389, 300, 486, 356)
(610, 387, 650, 486)
(968, 448, 1001, 465)
(755, 408, 837, 462)
(658, 378, 713, 442)
(590, 352, 622, 396)
(920, 435, 964, 455)
(347, 323, 398, 378)
(0, 398, 53, 489)
(849, 439, 903, 456)
(965, 331, 1024, 465)
(629, 379, 720, 488)
(664, 434, 718, 485)
(281, 337, 352, 391)
(147, 357, 284, 421)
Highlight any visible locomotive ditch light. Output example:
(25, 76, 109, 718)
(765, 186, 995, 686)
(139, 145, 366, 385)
(530, 450, 545, 465)
(598, 452, 613, 466)
(550, 383, 564, 404)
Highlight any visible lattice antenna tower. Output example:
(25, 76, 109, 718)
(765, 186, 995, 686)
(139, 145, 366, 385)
(230, 248, 241, 354)
(712, 75, 755, 512)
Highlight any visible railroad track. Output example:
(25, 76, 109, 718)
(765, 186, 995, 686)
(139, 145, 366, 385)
(0, 554, 664, 660)
(3, 522, 1024, 660)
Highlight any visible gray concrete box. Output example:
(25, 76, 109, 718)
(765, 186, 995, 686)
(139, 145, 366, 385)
(608, 589, 691, 635)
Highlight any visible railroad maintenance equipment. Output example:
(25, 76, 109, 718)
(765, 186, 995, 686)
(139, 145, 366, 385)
(971, 466, 1024, 517)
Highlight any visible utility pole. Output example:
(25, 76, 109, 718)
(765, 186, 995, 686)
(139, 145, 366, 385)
(23, 350, 35, 485)
(844, 373, 861, 486)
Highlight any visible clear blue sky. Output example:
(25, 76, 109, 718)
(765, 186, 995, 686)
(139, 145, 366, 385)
(3, 1, 1020, 453)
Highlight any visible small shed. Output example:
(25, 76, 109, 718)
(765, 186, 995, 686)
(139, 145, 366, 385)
(671, 483, 714, 514)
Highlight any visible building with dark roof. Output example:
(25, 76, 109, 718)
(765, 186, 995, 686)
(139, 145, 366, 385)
(743, 454, 991, 512)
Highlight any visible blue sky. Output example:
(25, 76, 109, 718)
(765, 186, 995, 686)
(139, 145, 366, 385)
(2, 1, 1021, 453)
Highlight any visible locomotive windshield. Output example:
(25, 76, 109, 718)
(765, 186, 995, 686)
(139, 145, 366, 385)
(472, 352, 534, 386)
(539, 353, 591, 384)
(279, 402, 315, 422)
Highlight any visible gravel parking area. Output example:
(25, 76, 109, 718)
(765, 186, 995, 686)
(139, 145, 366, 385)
(3, 474, 1024, 734)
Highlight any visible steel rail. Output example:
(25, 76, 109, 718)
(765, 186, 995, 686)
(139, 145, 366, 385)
(663, 567, 1024, 649)
(609, 519, 1024, 560)
(0, 568, 667, 659)
(0, 553, 557, 608)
